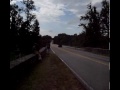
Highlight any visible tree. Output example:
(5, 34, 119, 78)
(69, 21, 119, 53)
(10, 0, 41, 57)
(100, 0, 109, 48)
(30, 19, 40, 46)
(100, 0, 109, 37)
(53, 33, 70, 45)
(22, 0, 36, 21)
(53, 36, 59, 44)
(33, 19, 40, 35)
(10, 4, 23, 51)
(41, 35, 52, 47)
(77, 31, 86, 47)
(79, 3, 101, 47)
(19, 0, 36, 39)
(18, 0, 39, 54)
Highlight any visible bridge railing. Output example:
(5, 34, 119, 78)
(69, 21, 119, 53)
(10, 47, 47, 69)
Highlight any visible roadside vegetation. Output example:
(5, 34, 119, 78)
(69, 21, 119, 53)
(10, 0, 109, 89)
(10, 0, 52, 61)
(15, 51, 86, 90)
(53, 0, 109, 49)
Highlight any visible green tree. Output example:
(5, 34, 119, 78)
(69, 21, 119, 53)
(31, 19, 40, 45)
(77, 31, 86, 47)
(100, 0, 109, 37)
(100, 0, 109, 48)
(79, 3, 101, 47)
(22, 0, 36, 20)
(18, 0, 38, 54)
(10, 0, 41, 59)
(53, 36, 59, 44)
(10, 3, 23, 51)
(32, 19, 40, 35)
(41, 35, 52, 47)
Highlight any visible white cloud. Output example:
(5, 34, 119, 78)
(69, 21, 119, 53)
(69, 9, 78, 14)
(66, 27, 73, 30)
(10, 0, 23, 4)
(90, 0, 103, 5)
(32, 0, 66, 23)
(50, 0, 90, 18)
(40, 28, 57, 38)
(11, 0, 104, 23)
(10, 0, 107, 37)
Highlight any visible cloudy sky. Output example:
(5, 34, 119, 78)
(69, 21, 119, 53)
(11, 0, 108, 38)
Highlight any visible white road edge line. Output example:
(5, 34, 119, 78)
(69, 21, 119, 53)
(51, 48, 55, 54)
(109, 62, 110, 90)
(51, 47, 94, 90)
(109, 82, 110, 90)
(109, 62, 110, 70)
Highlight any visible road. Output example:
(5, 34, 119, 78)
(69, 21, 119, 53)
(51, 44, 110, 90)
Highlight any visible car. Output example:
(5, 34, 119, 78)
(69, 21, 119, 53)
(58, 44, 62, 47)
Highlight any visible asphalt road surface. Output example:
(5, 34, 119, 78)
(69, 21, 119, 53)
(51, 44, 110, 90)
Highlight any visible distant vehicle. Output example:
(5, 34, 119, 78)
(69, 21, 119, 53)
(58, 43, 62, 47)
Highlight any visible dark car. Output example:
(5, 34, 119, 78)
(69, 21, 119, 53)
(58, 44, 62, 47)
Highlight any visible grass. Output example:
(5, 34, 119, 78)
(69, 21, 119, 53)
(15, 51, 86, 90)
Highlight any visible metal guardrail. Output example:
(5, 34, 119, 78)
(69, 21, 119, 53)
(10, 47, 47, 69)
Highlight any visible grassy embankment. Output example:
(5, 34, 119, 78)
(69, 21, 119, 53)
(15, 51, 86, 90)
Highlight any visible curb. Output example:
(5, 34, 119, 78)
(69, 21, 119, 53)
(50, 48, 94, 90)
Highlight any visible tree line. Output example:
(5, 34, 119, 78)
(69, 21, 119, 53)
(53, 0, 109, 49)
(10, 0, 52, 60)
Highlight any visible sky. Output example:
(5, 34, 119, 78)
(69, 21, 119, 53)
(10, 0, 109, 38)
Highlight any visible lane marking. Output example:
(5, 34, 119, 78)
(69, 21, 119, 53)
(51, 46, 109, 90)
(50, 47, 55, 54)
(61, 48, 109, 66)
(109, 62, 110, 70)
(52, 45, 109, 67)
(109, 82, 110, 90)
(51, 48, 94, 90)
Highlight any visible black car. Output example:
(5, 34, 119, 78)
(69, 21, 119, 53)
(58, 44, 62, 47)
